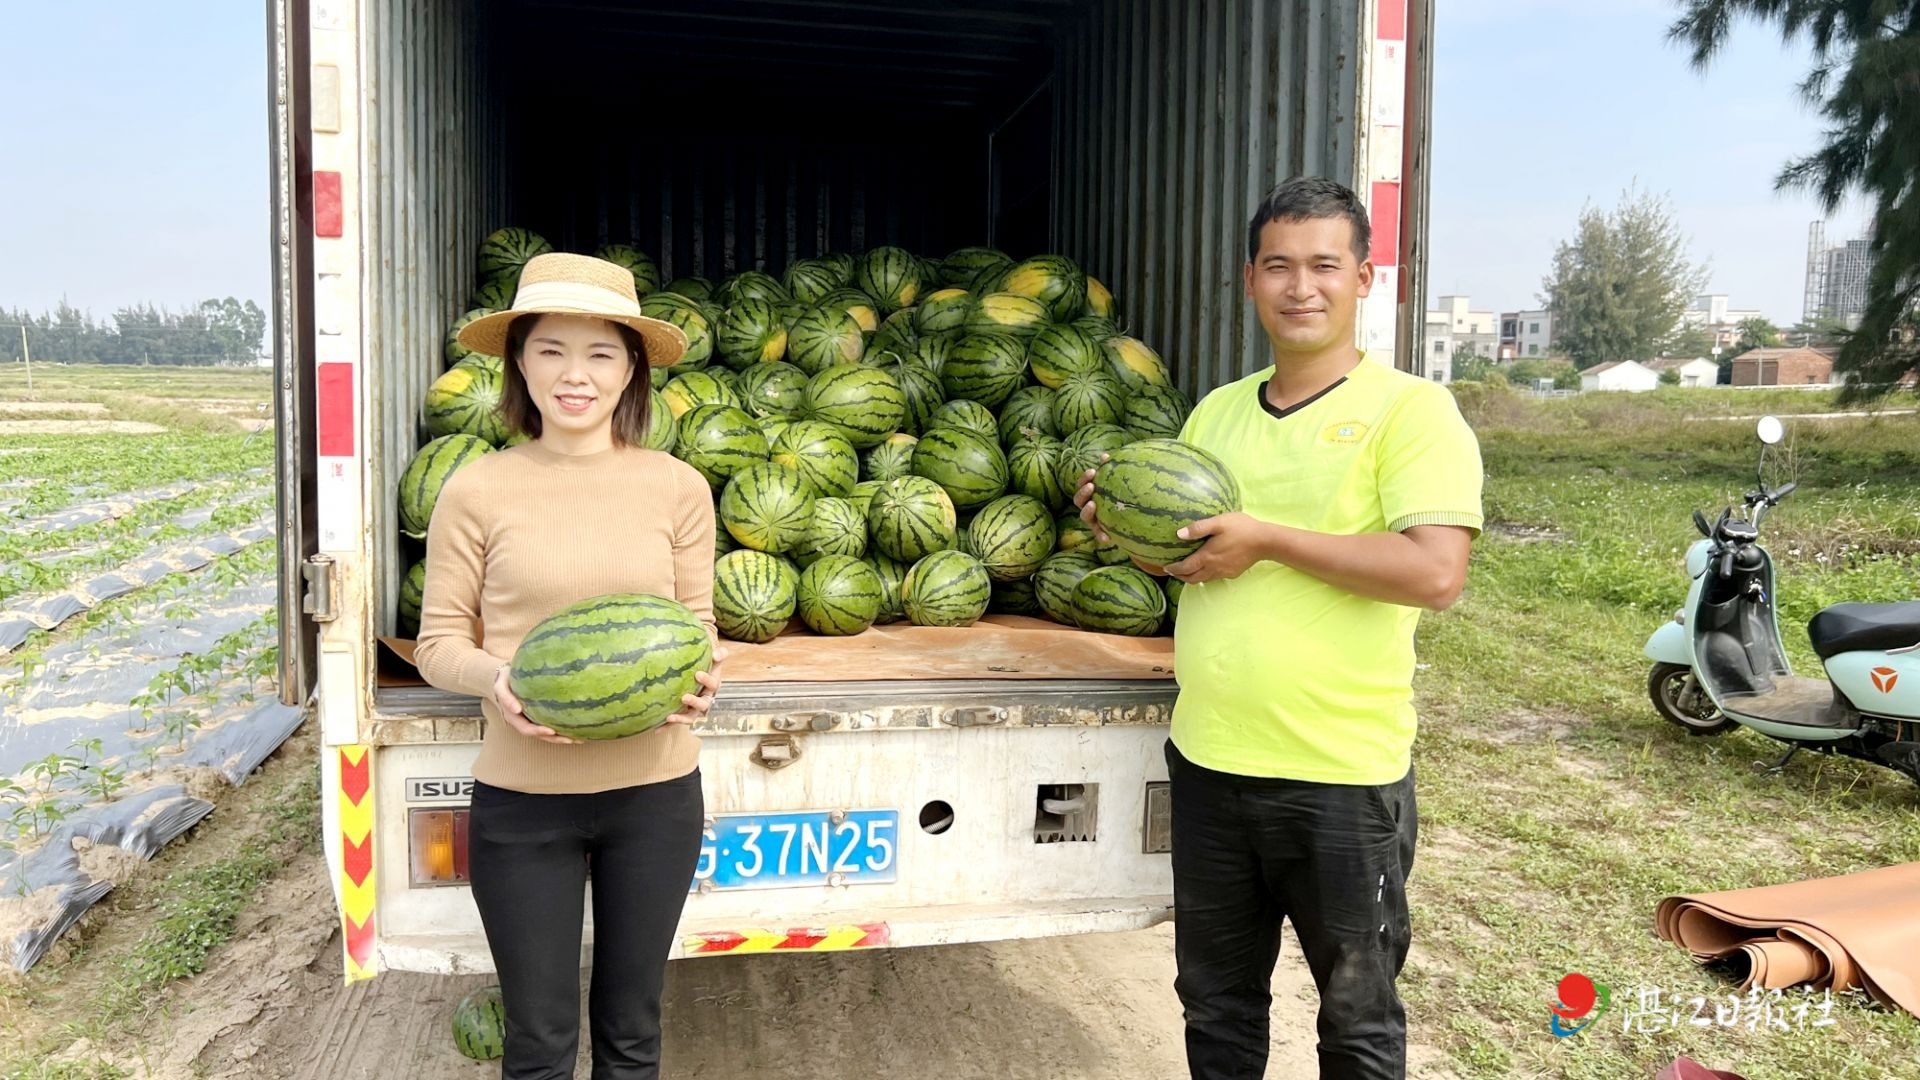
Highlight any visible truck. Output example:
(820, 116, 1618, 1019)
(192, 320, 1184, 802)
(265, 0, 1434, 980)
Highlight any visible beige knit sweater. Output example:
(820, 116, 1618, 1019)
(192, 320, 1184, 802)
(413, 440, 717, 793)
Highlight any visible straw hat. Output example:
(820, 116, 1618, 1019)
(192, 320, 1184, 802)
(456, 252, 687, 368)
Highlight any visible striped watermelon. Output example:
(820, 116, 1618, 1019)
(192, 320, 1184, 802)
(998, 254, 1088, 321)
(884, 358, 945, 435)
(719, 271, 789, 307)
(856, 246, 923, 313)
(665, 277, 714, 301)
(717, 301, 790, 369)
(718, 463, 818, 554)
(398, 561, 425, 639)
(399, 434, 492, 540)
(908, 332, 956, 377)
(759, 417, 792, 449)
(847, 479, 887, 522)
(1163, 577, 1184, 627)
(1008, 435, 1071, 511)
(902, 550, 992, 627)
(1094, 536, 1133, 566)
(1072, 566, 1166, 636)
(819, 252, 858, 283)
(965, 293, 1051, 339)
(788, 305, 866, 374)
(927, 399, 999, 442)
(643, 388, 677, 452)
(1032, 552, 1099, 626)
(910, 426, 1009, 510)
(713, 550, 798, 643)
(872, 310, 920, 358)
(868, 475, 957, 562)
(967, 495, 1057, 582)
(805, 365, 907, 449)
(1085, 276, 1115, 319)
(818, 288, 880, 333)
(1074, 314, 1121, 340)
(861, 433, 918, 482)
(639, 294, 715, 369)
(1091, 439, 1242, 565)
(797, 555, 884, 636)
(661, 371, 741, 420)
(477, 227, 552, 284)
(792, 497, 869, 569)
(1054, 512, 1098, 556)
(867, 553, 909, 623)
(674, 404, 768, 490)
(452, 985, 506, 1061)
(593, 245, 661, 296)
(941, 334, 1027, 410)
(990, 578, 1042, 617)
(1103, 335, 1172, 393)
(1124, 384, 1193, 440)
(769, 420, 858, 498)
(445, 307, 500, 366)
(423, 358, 508, 446)
(1057, 423, 1132, 494)
(1052, 371, 1128, 434)
(471, 275, 516, 311)
(998, 386, 1059, 445)
(508, 594, 712, 739)
(1027, 324, 1108, 389)
(715, 522, 738, 558)
(941, 247, 1014, 291)
(735, 361, 811, 420)
(913, 289, 975, 335)
(784, 259, 845, 304)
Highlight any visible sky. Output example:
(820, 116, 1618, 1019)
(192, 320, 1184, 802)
(0, 0, 1876, 328)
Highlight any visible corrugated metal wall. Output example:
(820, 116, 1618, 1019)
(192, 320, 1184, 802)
(1054, 0, 1361, 401)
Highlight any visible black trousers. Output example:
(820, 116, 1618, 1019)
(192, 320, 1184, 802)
(468, 770, 704, 1080)
(1166, 741, 1419, 1080)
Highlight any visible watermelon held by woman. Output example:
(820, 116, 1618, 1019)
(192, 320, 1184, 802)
(1090, 439, 1242, 566)
(506, 593, 714, 741)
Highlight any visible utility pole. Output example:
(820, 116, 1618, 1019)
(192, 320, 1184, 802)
(17, 325, 31, 400)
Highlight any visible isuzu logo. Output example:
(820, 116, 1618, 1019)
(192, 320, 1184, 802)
(405, 777, 475, 802)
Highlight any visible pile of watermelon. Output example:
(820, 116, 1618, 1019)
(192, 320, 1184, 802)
(397, 227, 1244, 643)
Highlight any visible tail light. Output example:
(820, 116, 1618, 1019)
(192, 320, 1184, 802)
(407, 808, 470, 886)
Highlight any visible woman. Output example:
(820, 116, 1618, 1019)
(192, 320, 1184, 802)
(414, 251, 725, 1080)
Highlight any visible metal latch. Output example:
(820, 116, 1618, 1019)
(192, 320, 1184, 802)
(771, 711, 841, 733)
(301, 554, 338, 622)
(943, 705, 1009, 727)
(751, 734, 799, 770)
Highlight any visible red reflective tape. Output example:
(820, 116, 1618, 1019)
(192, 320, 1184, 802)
(318, 363, 355, 458)
(344, 914, 375, 966)
(1376, 0, 1406, 41)
(1368, 182, 1401, 268)
(338, 746, 369, 802)
(775, 930, 827, 950)
(314, 171, 343, 237)
(692, 932, 745, 954)
(853, 924, 890, 948)
(343, 832, 373, 888)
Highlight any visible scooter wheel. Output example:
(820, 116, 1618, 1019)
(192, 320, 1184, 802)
(1648, 663, 1737, 736)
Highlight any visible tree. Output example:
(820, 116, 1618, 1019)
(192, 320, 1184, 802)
(1666, 323, 1718, 358)
(1734, 316, 1781, 353)
(1453, 353, 1499, 383)
(1507, 357, 1581, 391)
(1660, 366, 1683, 386)
(1541, 186, 1709, 369)
(1672, 1, 1918, 397)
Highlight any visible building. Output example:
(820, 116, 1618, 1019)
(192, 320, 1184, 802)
(1679, 294, 1766, 351)
(1732, 347, 1834, 387)
(1499, 309, 1553, 360)
(1805, 222, 1874, 329)
(1421, 294, 1499, 383)
(1580, 360, 1661, 393)
(1646, 356, 1721, 387)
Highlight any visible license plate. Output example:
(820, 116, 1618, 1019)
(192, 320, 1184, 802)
(692, 810, 898, 892)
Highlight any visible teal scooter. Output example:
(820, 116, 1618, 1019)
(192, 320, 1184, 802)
(1644, 415, 1920, 783)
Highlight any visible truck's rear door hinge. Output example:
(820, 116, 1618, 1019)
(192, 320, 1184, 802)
(301, 554, 339, 623)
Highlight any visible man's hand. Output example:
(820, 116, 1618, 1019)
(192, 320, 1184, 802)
(1162, 512, 1270, 583)
(1071, 461, 1111, 542)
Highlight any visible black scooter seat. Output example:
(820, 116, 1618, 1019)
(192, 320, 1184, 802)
(1808, 601, 1920, 660)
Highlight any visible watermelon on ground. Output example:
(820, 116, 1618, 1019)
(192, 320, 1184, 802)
(452, 985, 506, 1061)
(508, 594, 712, 739)
(640, 294, 715, 370)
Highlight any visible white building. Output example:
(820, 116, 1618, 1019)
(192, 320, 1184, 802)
(1646, 356, 1721, 387)
(1580, 359, 1661, 393)
(1499, 309, 1553, 360)
(1422, 295, 1499, 383)
(1680, 294, 1766, 351)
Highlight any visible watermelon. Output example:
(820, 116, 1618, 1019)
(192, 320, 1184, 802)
(1027, 324, 1108, 389)
(856, 246, 923, 313)
(819, 252, 858, 283)
(818, 288, 880, 333)
(908, 332, 956, 377)
(942, 247, 1014, 291)
(913, 289, 975, 335)
(445, 307, 500, 366)
(661, 370, 741, 420)
(508, 593, 712, 739)
(471, 275, 516, 311)
(643, 388, 677, 452)
(1103, 335, 1172, 393)
(998, 386, 1059, 445)
(990, 578, 1042, 617)
(927, 399, 999, 442)
(398, 561, 425, 639)
(784, 259, 844, 304)
(902, 550, 992, 627)
(885, 358, 945, 434)
(1052, 371, 1128, 434)
(719, 271, 789, 307)
(1074, 314, 1122, 340)
(868, 475, 957, 562)
(674, 404, 768, 490)
(477, 227, 552, 284)
(759, 417, 792, 449)
(399, 434, 492, 540)
(797, 555, 885, 636)
(452, 985, 506, 1061)
(847, 479, 887, 522)
(1033, 552, 1100, 626)
(941, 334, 1027, 409)
(1057, 423, 1132, 494)
(805, 365, 907, 449)
(713, 550, 798, 644)
(717, 300, 790, 369)
(911, 426, 1009, 510)
(1125, 384, 1193, 440)
(1085, 276, 1115, 319)
(788, 305, 866, 374)
(1055, 513, 1099, 556)
(769, 420, 858, 498)
(735, 361, 811, 420)
(1009, 436, 1071, 511)
(423, 358, 508, 446)
(872, 310, 920, 357)
(998, 254, 1088, 322)
(1072, 565, 1166, 636)
(967, 495, 1057, 582)
(639, 294, 715, 370)
(965, 292, 1051, 339)
(791, 497, 868, 568)
(1163, 577, 1184, 626)
(715, 523, 738, 558)
(1091, 439, 1243, 565)
(593, 245, 661, 296)
(719, 463, 818, 554)
(867, 553, 909, 623)
(665, 276, 714, 301)
(861, 433, 918, 482)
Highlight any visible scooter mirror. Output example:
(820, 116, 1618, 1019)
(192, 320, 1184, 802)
(1756, 415, 1784, 445)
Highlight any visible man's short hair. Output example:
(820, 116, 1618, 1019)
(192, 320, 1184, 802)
(1246, 177, 1372, 265)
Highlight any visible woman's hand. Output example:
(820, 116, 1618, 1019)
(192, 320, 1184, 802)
(663, 646, 728, 726)
(492, 663, 578, 746)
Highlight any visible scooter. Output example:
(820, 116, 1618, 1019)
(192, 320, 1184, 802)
(1643, 415, 1920, 784)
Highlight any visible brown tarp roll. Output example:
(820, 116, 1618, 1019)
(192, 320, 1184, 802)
(1653, 861, 1920, 1018)
(719, 616, 1177, 682)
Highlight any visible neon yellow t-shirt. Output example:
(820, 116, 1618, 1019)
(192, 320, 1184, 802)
(1171, 357, 1484, 785)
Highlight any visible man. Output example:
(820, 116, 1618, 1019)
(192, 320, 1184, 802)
(1077, 177, 1483, 1079)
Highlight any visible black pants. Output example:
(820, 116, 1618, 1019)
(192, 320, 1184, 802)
(1166, 741, 1418, 1080)
(468, 770, 704, 1080)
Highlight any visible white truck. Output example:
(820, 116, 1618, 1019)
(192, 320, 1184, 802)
(265, 0, 1433, 979)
